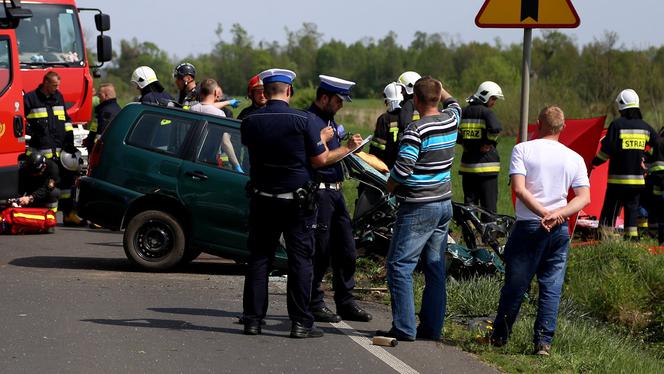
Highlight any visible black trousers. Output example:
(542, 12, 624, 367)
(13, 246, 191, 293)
(462, 174, 498, 215)
(311, 189, 357, 309)
(643, 182, 664, 244)
(243, 195, 316, 327)
(599, 184, 643, 239)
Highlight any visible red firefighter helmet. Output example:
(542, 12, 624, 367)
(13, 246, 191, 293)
(247, 75, 263, 97)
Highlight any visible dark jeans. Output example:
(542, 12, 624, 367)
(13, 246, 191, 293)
(311, 189, 357, 309)
(462, 174, 498, 216)
(492, 220, 570, 345)
(243, 196, 316, 327)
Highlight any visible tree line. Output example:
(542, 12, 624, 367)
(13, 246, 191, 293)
(99, 23, 664, 133)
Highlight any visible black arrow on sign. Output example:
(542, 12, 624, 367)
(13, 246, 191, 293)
(521, 0, 539, 22)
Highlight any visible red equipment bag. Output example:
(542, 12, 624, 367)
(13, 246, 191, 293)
(1, 207, 57, 234)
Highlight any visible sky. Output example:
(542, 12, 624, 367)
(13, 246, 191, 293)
(76, 0, 664, 59)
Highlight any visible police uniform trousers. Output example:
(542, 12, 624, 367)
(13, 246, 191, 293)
(462, 174, 498, 216)
(599, 184, 643, 240)
(242, 195, 316, 327)
(311, 189, 357, 309)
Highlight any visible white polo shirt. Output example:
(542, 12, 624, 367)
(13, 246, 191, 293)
(510, 139, 590, 221)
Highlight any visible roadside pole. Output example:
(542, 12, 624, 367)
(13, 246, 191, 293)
(519, 28, 532, 142)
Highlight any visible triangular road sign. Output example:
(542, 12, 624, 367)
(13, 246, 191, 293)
(476, 0, 580, 28)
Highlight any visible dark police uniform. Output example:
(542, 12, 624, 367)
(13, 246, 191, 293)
(458, 100, 502, 215)
(307, 103, 358, 311)
(369, 110, 400, 169)
(592, 115, 659, 239)
(241, 99, 325, 329)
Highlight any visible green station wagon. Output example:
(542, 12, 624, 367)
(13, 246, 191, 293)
(76, 103, 287, 271)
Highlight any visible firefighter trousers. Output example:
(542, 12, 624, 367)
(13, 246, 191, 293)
(462, 174, 498, 217)
(599, 184, 643, 240)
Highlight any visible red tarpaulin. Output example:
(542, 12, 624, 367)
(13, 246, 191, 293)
(515, 116, 607, 235)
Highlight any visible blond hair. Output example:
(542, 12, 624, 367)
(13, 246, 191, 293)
(538, 106, 565, 135)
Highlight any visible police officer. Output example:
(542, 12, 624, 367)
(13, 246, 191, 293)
(131, 66, 174, 105)
(24, 71, 80, 224)
(458, 81, 504, 216)
(241, 68, 329, 339)
(593, 89, 659, 240)
(396, 71, 422, 134)
(84, 83, 121, 153)
(369, 82, 403, 169)
(307, 75, 371, 323)
(237, 75, 267, 120)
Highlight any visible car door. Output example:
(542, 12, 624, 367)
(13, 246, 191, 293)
(178, 120, 250, 254)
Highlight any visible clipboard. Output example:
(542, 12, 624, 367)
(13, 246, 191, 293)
(340, 135, 373, 160)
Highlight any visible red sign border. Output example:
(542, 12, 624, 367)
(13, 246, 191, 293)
(475, 0, 580, 28)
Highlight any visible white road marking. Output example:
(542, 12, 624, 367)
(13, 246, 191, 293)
(330, 321, 420, 374)
(269, 278, 419, 373)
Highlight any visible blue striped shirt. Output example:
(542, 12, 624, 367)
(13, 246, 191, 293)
(390, 98, 461, 202)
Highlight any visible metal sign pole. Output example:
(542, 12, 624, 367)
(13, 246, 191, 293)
(519, 28, 533, 142)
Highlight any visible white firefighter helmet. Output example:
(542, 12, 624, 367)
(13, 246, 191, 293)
(131, 66, 159, 89)
(616, 89, 639, 111)
(397, 71, 421, 95)
(383, 82, 404, 112)
(60, 150, 83, 172)
(471, 81, 504, 103)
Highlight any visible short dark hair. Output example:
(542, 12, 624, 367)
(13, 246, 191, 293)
(199, 78, 219, 97)
(43, 71, 60, 83)
(413, 76, 442, 107)
(264, 82, 289, 98)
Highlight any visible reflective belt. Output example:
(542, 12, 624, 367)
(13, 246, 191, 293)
(459, 162, 500, 173)
(65, 123, 74, 132)
(370, 138, 386, 150)
(595, 150, 610, 161)
(60, 188, 72, 199)
(649, 161, 664, 173)
(637, 217, 648, 228)
(625, 226, 639, 237)
(319, 182, 342, 190)
(607, 174, 645, 185)
(254, 189, 295, 199)
(26, 107, 48, 119)
(27, 148, 62, 159)
(654, 186, 662, 196)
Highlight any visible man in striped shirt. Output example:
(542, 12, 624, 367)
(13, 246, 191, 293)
(376, 76, 461, 341)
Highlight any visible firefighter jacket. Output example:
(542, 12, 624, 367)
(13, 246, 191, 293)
(645, 128, 664, 196)
(18, 158, 60, 201)
(458, 101, 502, 176)
(592, 116, 659, 187)
(397, 98, 420, 133)
(369, 110, 400, 168)
(24, 86, 74, 156)
(178, 85, 199, 109)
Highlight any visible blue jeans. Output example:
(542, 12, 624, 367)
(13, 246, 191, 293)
(387, 199, 452, 339)
(492, 220, 570, 345)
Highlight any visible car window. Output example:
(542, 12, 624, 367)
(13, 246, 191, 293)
(197, 123, 247, 173)
(127, 113, 195, 156)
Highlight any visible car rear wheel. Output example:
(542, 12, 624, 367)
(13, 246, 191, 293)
(123, 210, 186, 271)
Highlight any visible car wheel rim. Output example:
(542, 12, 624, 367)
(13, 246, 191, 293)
(135, 220, 174, 261)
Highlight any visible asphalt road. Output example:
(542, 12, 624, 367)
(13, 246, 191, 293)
(0, 225, 498, 374)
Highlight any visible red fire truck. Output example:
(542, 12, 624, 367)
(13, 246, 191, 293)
(0, 0, 111, 201)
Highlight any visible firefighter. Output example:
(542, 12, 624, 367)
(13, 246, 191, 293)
(458, 81, 504, 216)
(131, 66, 174, 105)
(17, 152, 60, 212)
(396, 71, 421, 133)
(24, 71, 81, 225)
(237, 75, 267, 120)
(643, 128, 664, 243)
(592, 89, 659, 240)
(369, 82, 403, 169)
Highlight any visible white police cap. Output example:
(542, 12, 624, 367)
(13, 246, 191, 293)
(319, 74, 356, 102)
(258, 68, 296, 85)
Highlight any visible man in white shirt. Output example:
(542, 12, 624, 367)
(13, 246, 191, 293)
(490, 106, 590, 357)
